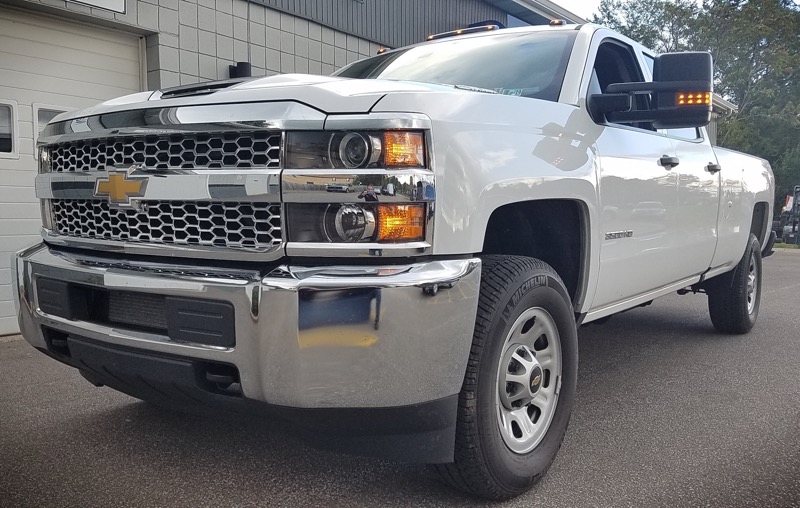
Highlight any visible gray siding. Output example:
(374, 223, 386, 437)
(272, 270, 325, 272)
(251, 0, 508, 48)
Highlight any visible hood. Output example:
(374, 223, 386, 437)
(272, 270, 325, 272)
(54, 74, 466, 123)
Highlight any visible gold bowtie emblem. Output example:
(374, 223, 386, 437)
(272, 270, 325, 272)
(94, 173, 147, 206)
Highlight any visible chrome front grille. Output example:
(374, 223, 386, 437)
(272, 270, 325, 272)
(51, 199, 282, 251)
(46, 131, 281, 172)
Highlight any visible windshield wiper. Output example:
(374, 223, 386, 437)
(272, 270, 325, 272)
(449, 84, 498, 94)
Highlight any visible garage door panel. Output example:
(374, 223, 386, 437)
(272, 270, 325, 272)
(0, 316, 18, 335)
(0, 17, 141, 62)
(0, 300, 14, 316)
(0, 170, 35, 187)
(0, 89, 100, 113)
(2, 9, 140, 51)
(18, 137, 34, 156)
(0, 48, 140, 88)
(0, 202, 39, 218)
(0, 186, 36, 202)
(18, 120, 33, 140)
(1, 219, 41, 236)
(1, 7, 141, 334)
(0, 286, 13, 302)
(0, 37, 139, 77)
(1, 70, 139, 103)
(0, 157, 36, 172)
(17, 104, 32, 122)
(0, 235, 41, 254)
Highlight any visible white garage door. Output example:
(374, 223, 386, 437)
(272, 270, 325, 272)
(0, 7, 143, 334)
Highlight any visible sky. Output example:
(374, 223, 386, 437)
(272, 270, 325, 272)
(556, 0, 603, 20)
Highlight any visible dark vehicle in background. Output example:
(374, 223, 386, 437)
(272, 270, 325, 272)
(773, 185, 800, 244)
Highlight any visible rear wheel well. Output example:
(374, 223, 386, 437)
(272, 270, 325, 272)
(481, 200, 586, 305)
(751, 202, 769, 246)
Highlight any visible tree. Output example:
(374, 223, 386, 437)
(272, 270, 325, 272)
(593, 0, 800, 212)
(591, 0, 699, 52)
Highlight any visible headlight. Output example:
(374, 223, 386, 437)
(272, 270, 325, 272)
(288, 203, 426, 243)
(323, 204, 376, 242)
(333, 132, 381, 169)
(285, 130, 425, 169)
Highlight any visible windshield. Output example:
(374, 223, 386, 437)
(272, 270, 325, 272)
(335, 31, 577, 102)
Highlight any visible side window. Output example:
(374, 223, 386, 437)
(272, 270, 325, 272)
(0, 100, 18, 158)
(589, 69, 602, 96)
(33, 105, 70, 157)
(666, 127, 701, 140)
(643, 54, 655, 76)
(37, 108, 64, 135)
(592, 41, 654, 131)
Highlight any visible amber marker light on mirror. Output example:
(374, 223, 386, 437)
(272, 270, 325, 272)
(384, 132, 424, 167)
(677, 92, 711, 105)
(376, 205, 425, 242)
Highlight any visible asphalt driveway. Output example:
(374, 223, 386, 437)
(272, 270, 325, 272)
(1, 249, 798, 507)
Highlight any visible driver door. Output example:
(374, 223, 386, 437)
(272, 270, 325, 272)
(589, 39, 681, 310)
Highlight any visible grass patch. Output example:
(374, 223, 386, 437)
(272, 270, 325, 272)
(774, 243, 799, 249)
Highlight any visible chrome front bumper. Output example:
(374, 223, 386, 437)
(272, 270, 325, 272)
(13, 243, 480, 409)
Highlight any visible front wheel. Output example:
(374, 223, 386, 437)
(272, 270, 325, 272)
(436, 255, 578, 500)
(707, 234, 762, 334)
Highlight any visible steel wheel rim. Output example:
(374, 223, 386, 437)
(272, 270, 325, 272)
(746, 252, 757, 314)
(496, 307, 562, 454)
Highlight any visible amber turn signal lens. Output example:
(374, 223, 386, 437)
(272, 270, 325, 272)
(677, 92, 711, 106)
(384, 132, 424, 167)
(376, 204, 425, 242)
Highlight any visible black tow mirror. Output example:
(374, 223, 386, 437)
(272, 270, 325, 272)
(589, 52, 714, 129)
(651, 52, 712, 128)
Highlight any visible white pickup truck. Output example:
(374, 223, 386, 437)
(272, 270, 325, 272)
(13, 23, 774, 500)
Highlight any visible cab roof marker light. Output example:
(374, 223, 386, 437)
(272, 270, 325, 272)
(426, 24, 500, 41)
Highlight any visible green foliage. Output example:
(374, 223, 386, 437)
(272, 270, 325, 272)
(592, 0, 800, 213)
(591, 0, 699, 52)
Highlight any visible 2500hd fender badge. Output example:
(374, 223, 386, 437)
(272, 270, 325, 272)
(94, 169, 148, 207)
(605, 230, 634, 240)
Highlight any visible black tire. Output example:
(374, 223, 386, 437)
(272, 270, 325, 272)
(435, 255, 578, 500)
(707, 234, 762, 334)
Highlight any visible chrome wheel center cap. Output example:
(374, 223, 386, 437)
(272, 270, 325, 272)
(499, 344, 542, 410)
(529, 365, 543, 394)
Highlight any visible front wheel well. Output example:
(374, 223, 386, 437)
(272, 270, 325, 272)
(481, 200, 586, 305)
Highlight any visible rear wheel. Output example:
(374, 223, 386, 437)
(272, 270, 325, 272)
(707, 234, 762, 334)
(436, 255, 578, 500)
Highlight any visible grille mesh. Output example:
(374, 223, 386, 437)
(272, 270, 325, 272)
(108, 292, 168, 331)
(47, 131, 281, 172)
(51, 199, 282, 251)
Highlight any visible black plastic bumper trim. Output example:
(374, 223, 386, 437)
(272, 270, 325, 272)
(35, 333, 458, 463)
